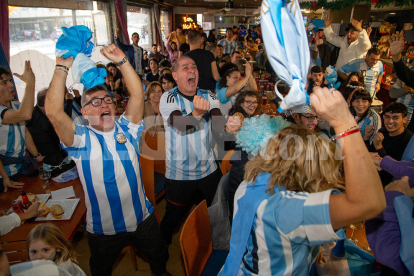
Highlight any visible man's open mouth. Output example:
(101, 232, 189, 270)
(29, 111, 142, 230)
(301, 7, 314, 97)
(188, 77, 196, 85)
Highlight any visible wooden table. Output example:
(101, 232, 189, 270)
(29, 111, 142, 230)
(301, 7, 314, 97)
(0, 175, 86, 242)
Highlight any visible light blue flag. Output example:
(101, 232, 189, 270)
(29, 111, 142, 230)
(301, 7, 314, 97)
(55, 25, 95, 59)
(261, 0, 310, 112)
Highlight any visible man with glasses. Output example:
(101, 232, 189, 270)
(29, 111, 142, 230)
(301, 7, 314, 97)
(289, 105, 323, 133)
(45, 44, 170, 276)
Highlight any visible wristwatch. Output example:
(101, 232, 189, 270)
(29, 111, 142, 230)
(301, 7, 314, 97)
(116, 56, 128, 66)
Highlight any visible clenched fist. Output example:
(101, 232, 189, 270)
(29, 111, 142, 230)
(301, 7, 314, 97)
(372, 132, 384, 149)
(192, 96, 210, 119)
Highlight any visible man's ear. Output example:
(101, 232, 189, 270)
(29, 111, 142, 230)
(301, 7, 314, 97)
(81, 108, 88, 120)
(172, 71, 178, 82)
(403, 116, 408, 124)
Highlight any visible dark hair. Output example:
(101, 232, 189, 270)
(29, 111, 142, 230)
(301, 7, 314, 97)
(170, 41, 177, 51)
(36, 88, 48, 107)
(149, 58, 159, 65)
(159, 59, 171, 68)
(347, 72, 365, 86)
(310, 65, 323, 74)
(0, 67, 12, 77)
(383, 102, 408, 118)
(187, 30, 201, 45)
(106, 62, 116, 69)
(217, 44, 223, 48)
(159, 73, 177, 91)
(349, 89, 372, 123)
(131, 32, 139, 37)
(176, 26, 183, 30)
(228, 91, 259, 116)
(219, 62, 236, 78)
(341, 81, 364, 102)
(231, 51, 241, 57)
(227, 27, 233, 32)
(152, 44, 157, 48)
(81, 85, 109, 107)
(219, 67, 239, 89)
(205, 43, 216, 52)
(367, 47, 381, 56)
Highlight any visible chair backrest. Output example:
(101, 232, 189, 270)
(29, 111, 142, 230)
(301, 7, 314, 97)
(141, 131, 166, 175)
(139, 153, 160, 223)
(221, 149, 234, 175)
(180, 200, 213, 276)
(2, 240, 29, 264)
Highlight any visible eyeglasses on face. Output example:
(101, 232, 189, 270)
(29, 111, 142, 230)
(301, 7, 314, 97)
(244, 100, 258, 105)
(300, 114, 318, 122)
(83, 95, 115, 108)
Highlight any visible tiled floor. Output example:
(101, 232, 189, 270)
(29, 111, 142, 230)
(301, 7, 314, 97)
(72, 199, 187, 276)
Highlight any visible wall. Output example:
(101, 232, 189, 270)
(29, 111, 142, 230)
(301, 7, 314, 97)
(330, 5, 371, 26)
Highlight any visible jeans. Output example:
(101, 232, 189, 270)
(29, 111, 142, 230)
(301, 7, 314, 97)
(160, 169, 222, 245)
(87, 213, 168, 276)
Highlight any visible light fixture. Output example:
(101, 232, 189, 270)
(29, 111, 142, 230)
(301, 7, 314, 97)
(390, 12, 396, 15)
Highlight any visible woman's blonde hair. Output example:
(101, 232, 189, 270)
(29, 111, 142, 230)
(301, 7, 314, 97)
(146, 81, 162, 99)
(27, 223, 76, 264)
(244, 125, 344, 194)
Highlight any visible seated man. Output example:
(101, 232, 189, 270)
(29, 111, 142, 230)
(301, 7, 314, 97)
(287, 104, 328, 135)
(26, 89, 76, 180)
(366, 102, 413, 186)
(0, 64, 43, 188)
(45, 45, 170, 276)
(338, 47, 383, 97)
(307, 65, 329, 95)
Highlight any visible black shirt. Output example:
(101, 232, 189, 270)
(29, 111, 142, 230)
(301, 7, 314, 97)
(366, 127, 414, 186)
(145, 72, 160, 83)
(184, 49, 216, 91)
(179, 43, 190, 55)
(307, 78, 329, 95)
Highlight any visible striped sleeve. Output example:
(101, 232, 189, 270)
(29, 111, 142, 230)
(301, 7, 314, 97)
(0, 104, 8, 125)
(160, 92, 180, 122)
(208, 91, 220, 110)
(338, 59, 360, 73)
(118, 114, 145, 140)
(62, 124, 88, 149)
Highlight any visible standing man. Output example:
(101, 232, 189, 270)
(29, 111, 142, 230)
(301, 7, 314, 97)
(168, 26, 186, 45)
(115, 29, 144, 78)
(218, 28, 238, 55)
(338, 48, 383, 97)
(0, 63, 44, 189)
(159, 56, 241, 246)
(324, 14, 371, 69)
(45, 45, 170, 276)
(149, 44, 162, 63)
(184, 30, 219, 91)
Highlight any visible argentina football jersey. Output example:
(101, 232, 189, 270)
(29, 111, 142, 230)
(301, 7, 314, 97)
(160, 87, 219, 181)
(218, 39, 238, 55)
(0, 101, 26, 177)
(62, 115, 153, 235)
(338, 58, 383, 97)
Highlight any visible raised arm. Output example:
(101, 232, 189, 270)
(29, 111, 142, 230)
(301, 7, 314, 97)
(45, 57, 75, 147)
(225, 64, 252, 98)
(323, 13, 343, 48)
(310, 87, 385, 230)
(211, 61, 220, 81)
(2, 61, 35, 125)
(101, 45, 144, 124)
(245, 64, 257, 91)
(351, 19, 371, 53)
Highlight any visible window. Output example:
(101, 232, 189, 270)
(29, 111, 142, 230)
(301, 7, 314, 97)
(160, 10, 169, 43)
(127, 6, 151, 50)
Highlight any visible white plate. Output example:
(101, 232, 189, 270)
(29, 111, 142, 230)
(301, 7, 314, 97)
(35, 194, 50, 203)
(35, 198, 80, 221)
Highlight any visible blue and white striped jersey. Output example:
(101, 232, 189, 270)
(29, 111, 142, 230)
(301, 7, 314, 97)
(160, 87, 219, 181)
(233, 177, 345, 276)
(355, 109, 382, 144)
(0, 101, 26, 177)
(338, 58, 383, 97)
(217, 86, 246, 118)
(63, 116, 153, 235)
(218, 39, 238, 55)
(396, 93, 414, 123)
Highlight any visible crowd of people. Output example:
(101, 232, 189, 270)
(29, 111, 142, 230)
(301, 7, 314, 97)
(0, 10, 413, 276)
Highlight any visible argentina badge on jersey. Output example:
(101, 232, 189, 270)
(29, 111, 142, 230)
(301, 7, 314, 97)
(116, 133, 127, 144)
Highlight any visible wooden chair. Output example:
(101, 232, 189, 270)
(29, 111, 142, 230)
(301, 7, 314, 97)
(221, 149, 234, 175)
(128, 153, 161, 270)
(2, 240, 29, 265)
(180, 200, 229, 276)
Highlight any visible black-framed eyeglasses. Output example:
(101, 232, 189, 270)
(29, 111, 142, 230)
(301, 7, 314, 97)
(244, 100, 258, 105)
(300, 114, 318, 122)
(83, 95, 115, 108)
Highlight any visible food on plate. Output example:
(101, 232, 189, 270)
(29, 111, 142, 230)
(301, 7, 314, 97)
(50, 204, 64, 219)
(37, 201, 50, 218)
(17, 193, 39, 203)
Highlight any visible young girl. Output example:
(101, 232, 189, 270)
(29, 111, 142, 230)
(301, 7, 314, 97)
(27, 223, 86, 276)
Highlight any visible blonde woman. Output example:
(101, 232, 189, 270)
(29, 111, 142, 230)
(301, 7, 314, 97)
(220, 87, 386, 275)
(143, 82, 164, 136)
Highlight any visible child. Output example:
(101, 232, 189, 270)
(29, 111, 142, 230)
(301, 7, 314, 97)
(27, 223, 86, 276)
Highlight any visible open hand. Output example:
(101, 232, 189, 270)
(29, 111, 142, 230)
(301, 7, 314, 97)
(366, 23, 373, 37)
(13, 60, 35, 85)
(324, 11, 332, 28)
(351, 18, 363, 32)
(192, 96, 210, 119)
(388, 31, 405, 61)
(3, 178, 24, 192)
(100, 44, 125, 64)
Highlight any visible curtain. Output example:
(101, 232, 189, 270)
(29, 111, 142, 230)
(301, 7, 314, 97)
(153, 4, 164, 49)
(0, 0, 10, 62)
(115, 0, 130, 45)
(168, 8, 173, 34)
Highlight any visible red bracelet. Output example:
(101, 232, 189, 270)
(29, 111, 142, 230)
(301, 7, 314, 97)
(335, 128, 360, 140)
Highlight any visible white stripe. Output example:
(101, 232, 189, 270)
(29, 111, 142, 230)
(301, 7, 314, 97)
(255, 200, 272, 275)
(277, 226, 294, 276)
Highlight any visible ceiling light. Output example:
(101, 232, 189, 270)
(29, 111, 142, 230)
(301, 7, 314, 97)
(390, 12, 396, 14)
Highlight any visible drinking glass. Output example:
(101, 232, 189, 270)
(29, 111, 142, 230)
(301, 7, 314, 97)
(39, 167, 51, 186)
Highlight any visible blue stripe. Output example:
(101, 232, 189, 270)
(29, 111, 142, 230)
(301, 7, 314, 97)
(97, 133, 127, 233)
(5, 122, 16, 156)
(16, 123, 25, 157)
(181, 133, 189, 180)
(82, 131, 103, 234)
(169, 124, 177, 180)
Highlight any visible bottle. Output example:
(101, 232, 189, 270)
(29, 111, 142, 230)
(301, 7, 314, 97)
(259, 70, 262, 80)
(21, 191, 32, 210)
